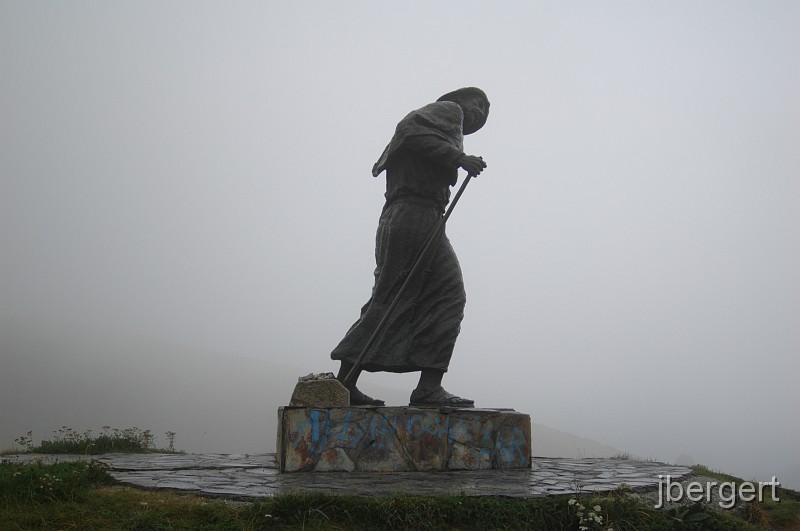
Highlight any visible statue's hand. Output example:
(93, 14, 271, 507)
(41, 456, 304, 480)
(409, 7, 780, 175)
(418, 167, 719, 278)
(458, 154, 487, 177)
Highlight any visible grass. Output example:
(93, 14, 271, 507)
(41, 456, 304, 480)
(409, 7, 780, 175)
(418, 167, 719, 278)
(2, 433, 798, 530)
(2, 459, 797, 530)
(691, 464, 752, 485)
(690, 463, 800, 529)
(609, 452, 636, 460)
(0, 460, 114, 503)
(11, 426, 181, 455)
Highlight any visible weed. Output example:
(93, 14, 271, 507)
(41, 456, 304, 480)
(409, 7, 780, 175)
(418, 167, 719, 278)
(15, 426, 181, 454)
(0, 460, 113, 503)
(1, 455, 793, 530)
(690, 463, 747, 484)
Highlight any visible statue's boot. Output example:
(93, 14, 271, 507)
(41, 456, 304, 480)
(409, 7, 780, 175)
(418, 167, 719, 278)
(409, 385, 474, 407)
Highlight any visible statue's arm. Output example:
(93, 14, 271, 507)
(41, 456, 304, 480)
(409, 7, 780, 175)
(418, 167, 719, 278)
(404, 135, 486, 177)
(403, 135, 465, 168)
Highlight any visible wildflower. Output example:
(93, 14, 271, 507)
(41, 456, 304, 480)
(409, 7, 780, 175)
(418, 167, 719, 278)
(593, 505, 601, 512)
(568, 498, 576, 506)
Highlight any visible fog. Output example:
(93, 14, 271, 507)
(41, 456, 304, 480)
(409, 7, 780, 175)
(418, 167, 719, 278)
(2, 2, 798, 489)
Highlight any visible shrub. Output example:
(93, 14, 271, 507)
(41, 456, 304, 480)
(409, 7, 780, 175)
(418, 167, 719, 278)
(15, 426, 179, 454)
(0, 460, 112, 503)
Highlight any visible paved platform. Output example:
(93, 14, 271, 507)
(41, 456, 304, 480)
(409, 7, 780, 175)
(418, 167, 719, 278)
(2, 453, 692, 500)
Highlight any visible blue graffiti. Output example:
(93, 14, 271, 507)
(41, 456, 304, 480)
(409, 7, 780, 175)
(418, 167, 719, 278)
(495, 426, 528, 467)
(331, 409, 366, 447)
(308, 409, 331, 451)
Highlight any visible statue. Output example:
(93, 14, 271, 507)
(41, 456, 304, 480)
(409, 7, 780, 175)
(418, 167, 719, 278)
(331, 87, 489, 407)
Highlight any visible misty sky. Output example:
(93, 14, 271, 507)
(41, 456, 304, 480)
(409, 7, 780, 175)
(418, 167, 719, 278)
(2, 2, 798, 486)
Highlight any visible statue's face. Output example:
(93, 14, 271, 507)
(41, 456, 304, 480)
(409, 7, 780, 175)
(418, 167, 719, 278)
(460, 96, 489, 135)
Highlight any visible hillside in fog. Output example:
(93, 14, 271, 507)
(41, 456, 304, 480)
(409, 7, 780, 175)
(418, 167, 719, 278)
(1, 315, 620, 459)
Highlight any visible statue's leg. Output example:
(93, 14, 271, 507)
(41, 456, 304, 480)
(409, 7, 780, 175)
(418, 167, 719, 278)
(336, 361, 385, 406)
(416, 368, 444, 390)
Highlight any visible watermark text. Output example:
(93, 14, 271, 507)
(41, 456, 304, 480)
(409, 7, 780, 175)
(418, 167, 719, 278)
(655, 474, 780, 509)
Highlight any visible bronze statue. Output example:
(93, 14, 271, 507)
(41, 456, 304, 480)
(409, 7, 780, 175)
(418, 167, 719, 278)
(331, 87, 489, 407)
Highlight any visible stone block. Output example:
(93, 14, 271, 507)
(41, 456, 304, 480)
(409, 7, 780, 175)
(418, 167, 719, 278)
(276, 406, 531, 472)
(289, 377, 349, 408)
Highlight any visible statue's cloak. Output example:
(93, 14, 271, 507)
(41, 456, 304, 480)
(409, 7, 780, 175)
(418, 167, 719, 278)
(372, 101, 464, 179)
(331, 101, 467, 374)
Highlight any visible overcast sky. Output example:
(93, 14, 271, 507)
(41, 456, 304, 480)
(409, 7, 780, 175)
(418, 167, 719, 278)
(2, 1, 798, 486)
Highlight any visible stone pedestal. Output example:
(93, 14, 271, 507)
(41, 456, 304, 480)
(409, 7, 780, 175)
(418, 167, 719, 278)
(277, 406, 531, 472)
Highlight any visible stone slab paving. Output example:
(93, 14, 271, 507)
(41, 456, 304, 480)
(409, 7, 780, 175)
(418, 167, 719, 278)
(2, 453, 692, 500)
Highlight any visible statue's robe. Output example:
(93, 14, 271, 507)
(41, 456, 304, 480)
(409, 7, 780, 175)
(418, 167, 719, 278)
(331, 101, 467, 373)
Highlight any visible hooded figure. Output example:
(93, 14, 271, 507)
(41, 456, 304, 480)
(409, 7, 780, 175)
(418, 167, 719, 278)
(331, 87, 489, 406)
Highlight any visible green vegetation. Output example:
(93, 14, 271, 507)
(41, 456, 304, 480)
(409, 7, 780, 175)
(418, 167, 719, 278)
(2, 436, 798, 530)
(0, 460, 238, 530)
(247, 489, 782, 530)
(0, 460, 113, 504)
(691, 464, 751, 485)
(609, 452, 636, 460)
(690, 464, 800, 530)
(12, 426, 181, 455)
(740, 480, 800, 530)
(2, 459, 798, 530)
